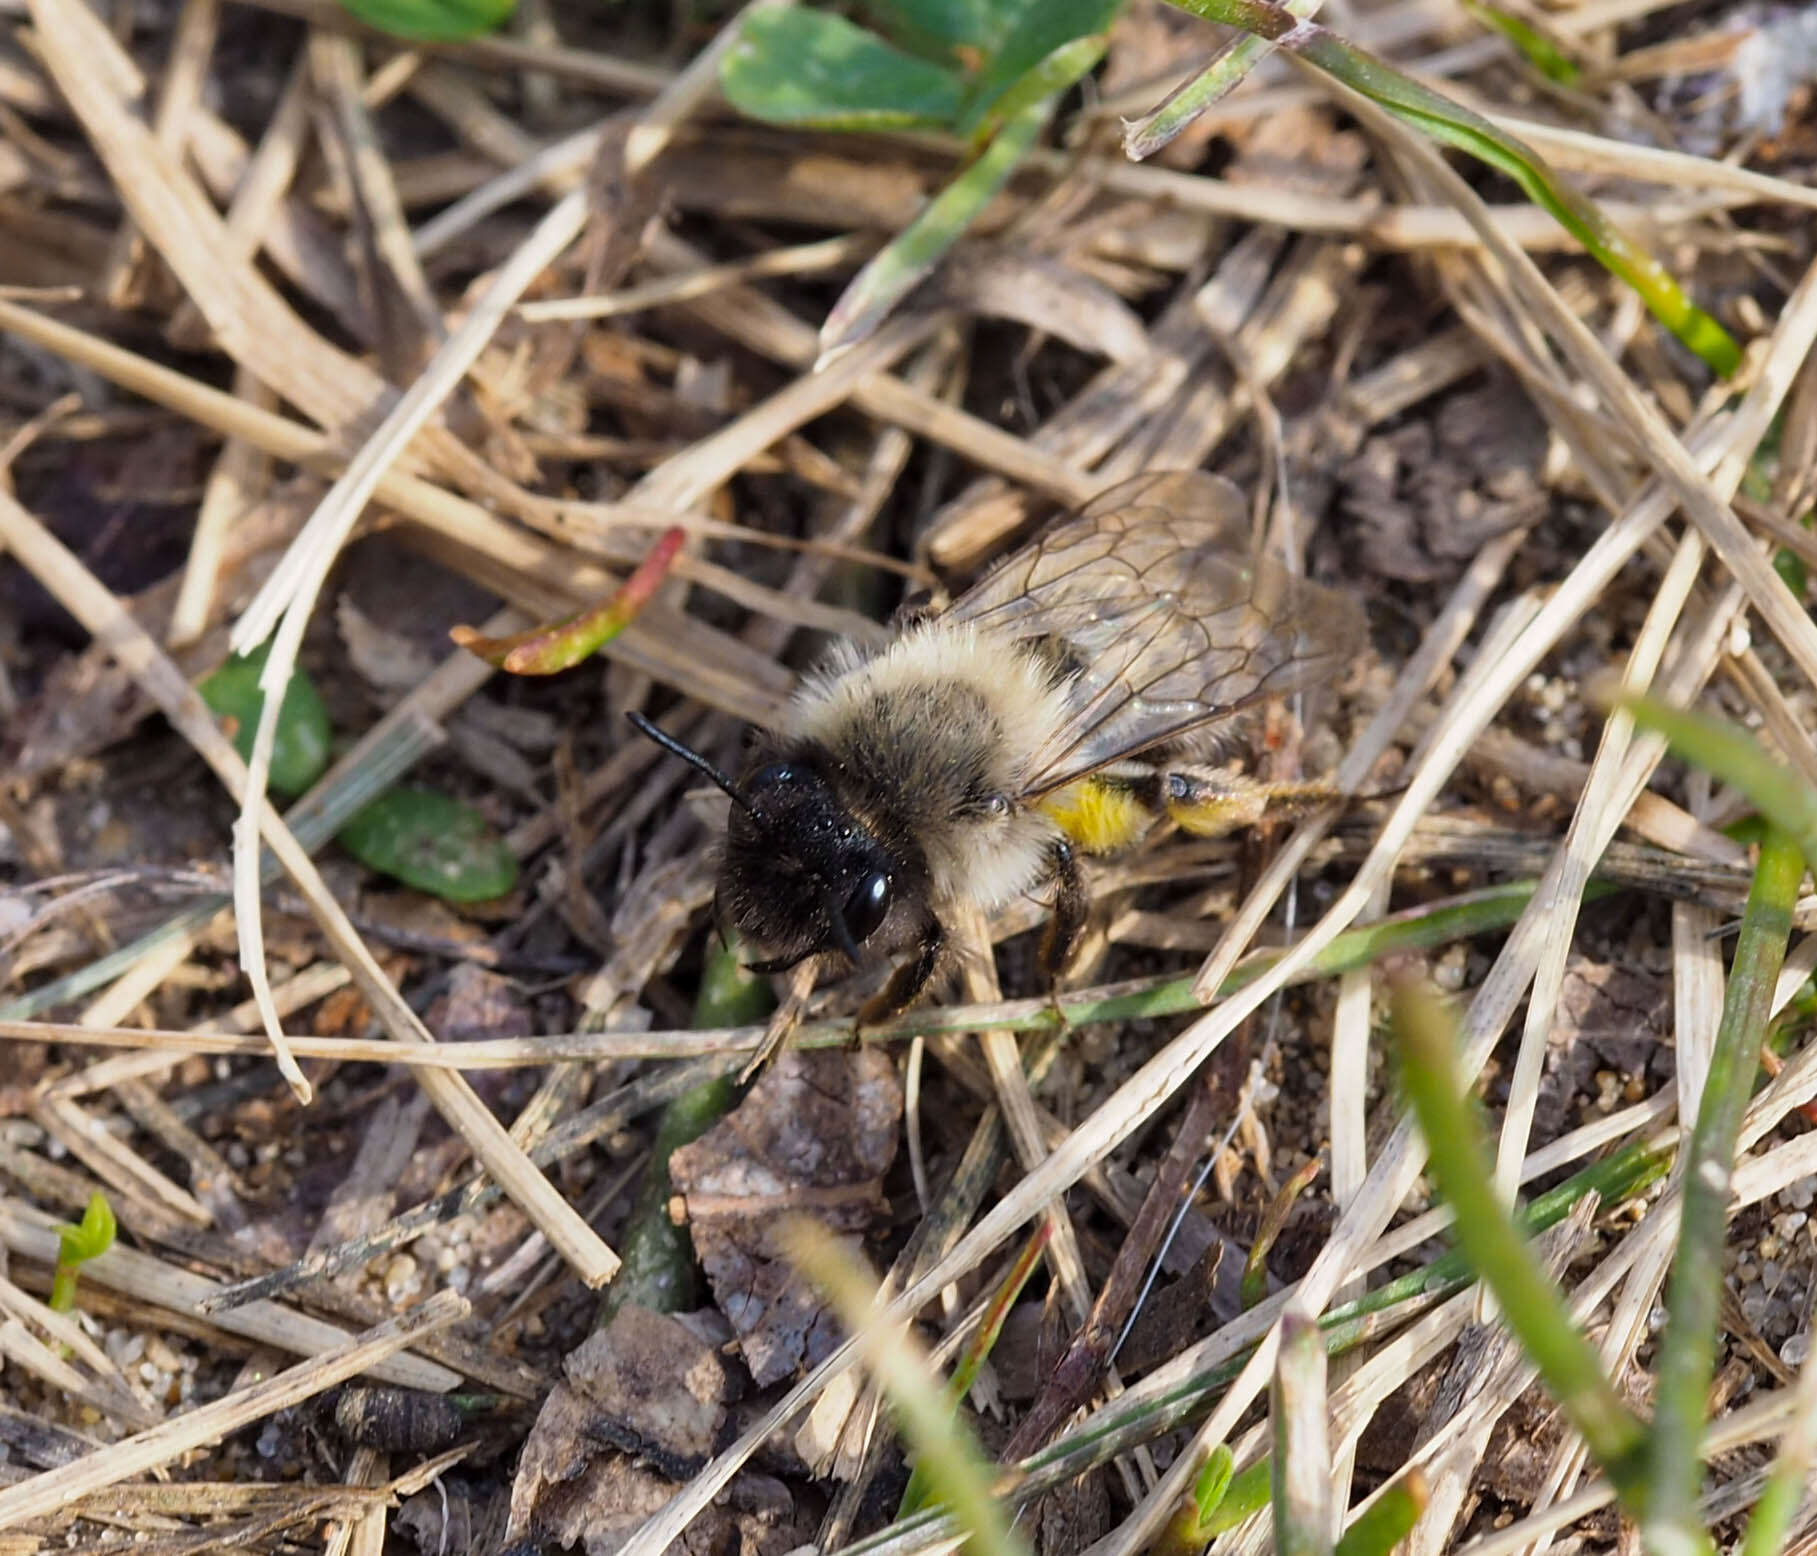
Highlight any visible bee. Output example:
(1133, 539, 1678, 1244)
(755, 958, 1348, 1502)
(631, 470, 1366, 1019)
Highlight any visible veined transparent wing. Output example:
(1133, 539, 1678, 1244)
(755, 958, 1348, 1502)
(947, 470, 1365, 797)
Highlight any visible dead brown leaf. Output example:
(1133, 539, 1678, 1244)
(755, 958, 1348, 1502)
(670, 1047, 902, 1387)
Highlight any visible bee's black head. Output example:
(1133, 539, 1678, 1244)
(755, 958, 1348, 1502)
(626, 714, 902, 973)
(720, 757, 901, 971)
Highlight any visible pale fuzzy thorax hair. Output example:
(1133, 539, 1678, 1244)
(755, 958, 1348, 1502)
(782, 621, 1067, 782)
(780, 621, 1072, 910)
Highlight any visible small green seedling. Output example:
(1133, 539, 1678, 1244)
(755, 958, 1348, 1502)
(1155, 1444, 1240, 1556)
(199, 643, 332, 799)
(337, 788, 519, 903)
(51, 1191, 116, 1329)
(203, 640, 522, 906)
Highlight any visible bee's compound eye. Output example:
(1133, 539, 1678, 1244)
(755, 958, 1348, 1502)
(1166, 774, 1191, 801)
(985, 794, 1011, 819)
(752, 763, 795, 787)
(843, 871, 892, 944)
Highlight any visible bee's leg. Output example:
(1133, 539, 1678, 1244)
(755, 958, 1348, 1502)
(1163, 767, 1341, 838)
(856, 920, 947, 1031)
(1038, 837, 1089, 988)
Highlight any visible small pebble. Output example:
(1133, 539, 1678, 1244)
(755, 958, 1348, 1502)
(382, 1254, 421, 1304)
(106, 1331, 146, 1369)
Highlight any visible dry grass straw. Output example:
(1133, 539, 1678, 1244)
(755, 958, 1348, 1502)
(0, 482, 619, 1281)
(0, 1288, 466, 1533)
(6, 0, 1817, 1544)
(619, 69, 1817, 1556)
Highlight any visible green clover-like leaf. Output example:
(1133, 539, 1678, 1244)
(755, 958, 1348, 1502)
(722, 7, 967, 130)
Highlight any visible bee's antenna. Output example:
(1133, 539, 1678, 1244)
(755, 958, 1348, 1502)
(626, 712, 755, 815)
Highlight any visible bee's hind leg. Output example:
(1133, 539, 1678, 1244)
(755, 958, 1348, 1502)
(1038, 838, 1089, 1016)
(1164, 767, 1340, 838)
(856, 920, 946, 1033)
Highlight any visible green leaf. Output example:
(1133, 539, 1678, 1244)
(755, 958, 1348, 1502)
(337, 787, 518, 902)
(199, 643, 332, 799)
(862, 0, 1012, 60)
(721, 8, 967, 130)
(453, 527, 685, 675)
(1201, 1459, 1272, 1537)
(1155, 1445, 1240, 1556)
(332, 0, 513, 41)
(56, 1191, 116, 1270)
(956, 0, 1122, 139)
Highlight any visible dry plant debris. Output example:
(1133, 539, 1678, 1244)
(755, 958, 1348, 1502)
(0, 0, 1815, 1551)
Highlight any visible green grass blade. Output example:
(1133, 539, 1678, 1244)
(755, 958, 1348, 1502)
(1393, 982, 1651, 1500)
(1621, 694, 1817, 864)
(1122, 1, 1309, 159)
(959, 33, 1106, 145)
(1145, 0, 1739, 375)
(1458, 0, 1579, 84)
(900, 1222, 1052, 1515)
(791, 1224, 1029, 1556)
(1739, 1356, 1817, 1556)
(1647, 828, 1803, 1555)
(1334, 1471, 1428, 1556)
(601, 940, 774, 1324)
(1242, 1158, 1322, 1310)
(819, 93, 1054, 361)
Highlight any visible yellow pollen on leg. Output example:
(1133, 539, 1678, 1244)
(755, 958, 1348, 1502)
(1039, 780, 1151, 855)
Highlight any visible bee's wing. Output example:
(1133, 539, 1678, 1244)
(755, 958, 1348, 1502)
(948, 470, 1365, 797)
